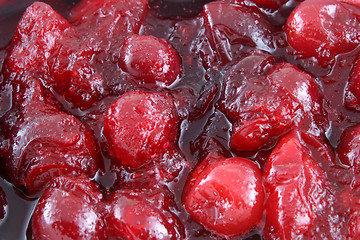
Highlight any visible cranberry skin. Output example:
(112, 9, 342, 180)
(263, 131, 331, 239)
(286, 0, 360, 65)
(104, 90, 179, 168)
(203, 2, 280, 66)
(220, 53, 326, 152)
(0, 78, 101, 195)
(4, 2, 104, 109)
(182, 151, 265, 237)
(5, 2, 70, 77)
(119, 35, 182, 87)
(31, 175, 106, 240)
(69, 0, 148, 52)
(337, 124, 360, 172)
(106, 184, 185, 240)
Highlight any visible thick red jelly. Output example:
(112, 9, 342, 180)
(1, 0, 360, 239)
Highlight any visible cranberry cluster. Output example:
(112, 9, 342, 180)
(1, 0, 360, 239)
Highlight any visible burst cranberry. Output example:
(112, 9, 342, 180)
(4, 2, 104, 109)
(263, 130, 332, 239)
(337, 124, 360, 173)
(106, 183, 185, 239)
(0, 78, 101, 195)
(219, 52, 326, 152)
(119, 35, 182, 87)
(104, 90, 179, 168)
(286, 0, 360, 65)
(69, 0, 148, 52)
(5, 2, 70, 76)
(182, 151, 264, 237)
(31, 175, 106, 240)
(202, 2, 281, 66)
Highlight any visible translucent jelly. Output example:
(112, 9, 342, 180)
(1, 0, 360, 239)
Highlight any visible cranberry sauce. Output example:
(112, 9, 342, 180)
(1, 0, 360, 239)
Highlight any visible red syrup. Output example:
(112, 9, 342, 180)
(1, 0, 360, 239)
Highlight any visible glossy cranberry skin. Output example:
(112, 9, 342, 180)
(202, 2, 281, 66)
(337, 124, 360, 172)
(106, 184, 185, 240)
(119, 35, 182, 87)
(31, 175, 106, 240)
(0, 77, 101, 195)
(182, 151, 264, 237)
(263, 131, 332, 239)
(219, 53, 326, 152)
(5, 2, 70, 76)
(104, 90, 179, 168)
(286, 0, 360, 65)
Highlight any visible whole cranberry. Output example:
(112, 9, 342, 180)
(31, 175, 106, 240)
(103, 90, 179, 168)
(119, 35, 182, 87)
(106, 183, 185, 239)
(286, 0, 360, 65)
(182, 151, 264, 237)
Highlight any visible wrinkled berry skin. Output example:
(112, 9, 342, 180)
(106, 183, 185, 240)
(104, 90, 179, 168)
(202, 2, 282, 66)
(286, 0, 360, 65)
(337, 124, 360, 172)
(219, 52, 326, 152)
(263, 130, 333, 239)
(0, 76, 101, 195)
(182, 151, 264, 237)
(119, 35, 182, 87)
(31, 175, 106, 240)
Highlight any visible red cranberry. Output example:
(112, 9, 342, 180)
(286, 0, 360, 65)
(182, 151, 264, 237)
(263, 130, 332, 239)
(337, 124, 360, 173)
(31, 175, 106, 240)
(69, 0, 148, 52)
(119, 35, 182, 87)
(103, 90, 179, 168)
(5, 2, 70, 77)
(202, 2, 281, 66)
(0, 78, 101, 194)
(106, 183, 185, 239)
(219, 52, 326, 152)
